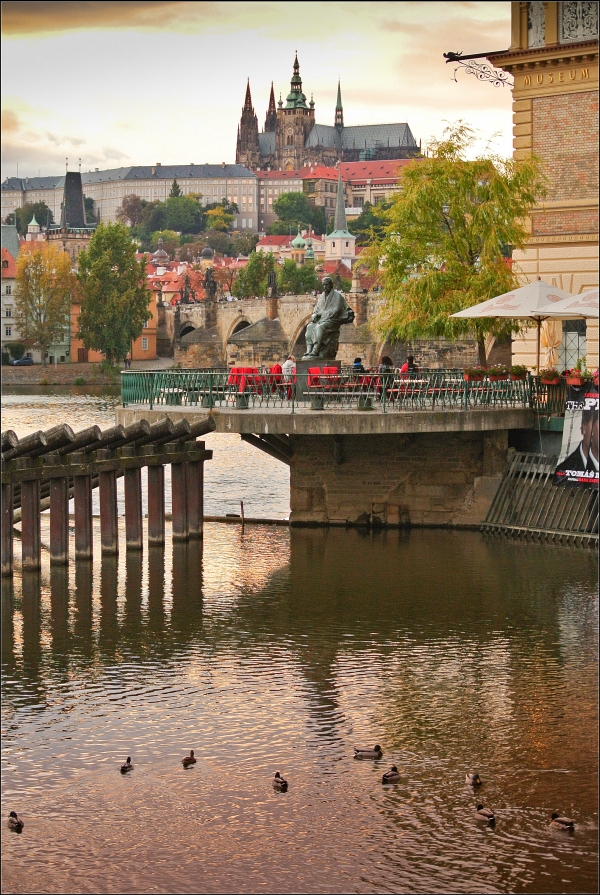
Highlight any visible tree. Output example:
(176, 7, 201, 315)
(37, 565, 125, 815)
(169, 179, 182, 197)
(204, 229, 234, 255)
(271, 192, 326, 234)
(84, 195, 98, 224)
(205, 206, 234, 232)
(77, 223, 151, 367)
(368, 124, 547, 365)
(116, 194, 146, 227)
(278, 259, 319, 294)
(163, 195, 203, 233)
(347, 201, 390, 246)
(7, 201, 54, 235)
(232, 251, 276, 298)
(231, 232, 259, 256)
(14, 243, 74, 365)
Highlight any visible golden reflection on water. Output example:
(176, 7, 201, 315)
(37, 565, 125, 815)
(2, 525, 597, 894)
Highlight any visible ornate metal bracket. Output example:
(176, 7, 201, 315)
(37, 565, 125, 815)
(443, 51, 513, 88)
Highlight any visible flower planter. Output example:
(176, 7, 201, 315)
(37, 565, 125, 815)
(463, 374, 484, 382)
(566, 375, 585, 387)
(509, 374, 527, 381)
(488, 375, 508, 382)
(541, 377, 561, 386)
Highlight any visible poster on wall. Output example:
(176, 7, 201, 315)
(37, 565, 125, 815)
(554, 382, 599, 488)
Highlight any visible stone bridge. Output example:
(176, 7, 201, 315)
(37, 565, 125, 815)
(156, 293, 485, 370)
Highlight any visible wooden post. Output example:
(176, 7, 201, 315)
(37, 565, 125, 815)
(186, 443, 205, 539)
(49, 476, 69, 565)
(99, 470, 119, 555)
(171, 461, 188, 541)
(74, 475, 93, 559)
(147, 464, 165, 546)
(1, 482, 13, 576)
(21, 479, 41, 571)
(124, 467, 143, 550)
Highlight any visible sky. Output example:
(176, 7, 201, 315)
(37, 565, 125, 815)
(1, 1, 513, 181)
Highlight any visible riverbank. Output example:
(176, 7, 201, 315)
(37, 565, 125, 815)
(2, 362, 118, 386)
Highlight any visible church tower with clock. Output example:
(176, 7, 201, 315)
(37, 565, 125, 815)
(275, 53, 315, 170)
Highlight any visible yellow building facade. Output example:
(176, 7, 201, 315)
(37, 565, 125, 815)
(489, 1, 598, 370)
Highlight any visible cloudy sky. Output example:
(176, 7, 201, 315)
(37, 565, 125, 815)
(1, 1, 513, 180)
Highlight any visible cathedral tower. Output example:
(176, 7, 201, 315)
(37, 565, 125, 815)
(236, 79, 260, 169)
(264, 82, 277, 132)
(275, 54, 315, 170)
(334, 80, 344, 131)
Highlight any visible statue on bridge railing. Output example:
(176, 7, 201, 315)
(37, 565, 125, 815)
(204, 267, 217, 301)
(302, 276, 355, 360)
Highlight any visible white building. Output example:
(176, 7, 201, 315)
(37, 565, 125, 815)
(2, 164, 259, 231)
(324, 173, 356, 267)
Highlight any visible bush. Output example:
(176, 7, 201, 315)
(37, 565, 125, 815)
(7, 342, 26, 360)
(74, 376, 86, 385)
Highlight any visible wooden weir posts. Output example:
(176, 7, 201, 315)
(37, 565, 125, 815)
(1, 418, 215, 574)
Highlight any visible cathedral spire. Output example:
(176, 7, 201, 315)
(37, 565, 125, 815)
(236, 78, 260, 168)
(335, 80, 344, 131)
(264, 81, 277, 132)
(244, 78, 253, 112)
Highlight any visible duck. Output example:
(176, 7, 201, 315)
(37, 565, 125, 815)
(465, 772, 482, 786)
(8, 812, 24, 832)
(272, 772, 288, 792)
(550, 812, 575, 831)
(476, 804, 495, 824)
(354, 745, 383, 759)
(182, 750, 196, 768)
(120, 757, 134, 774)
(381, 766, 401, 784)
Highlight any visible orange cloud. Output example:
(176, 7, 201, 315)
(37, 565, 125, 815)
(2, 1, 195, 36)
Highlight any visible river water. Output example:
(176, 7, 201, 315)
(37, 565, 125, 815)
(2, 389, 598, 894)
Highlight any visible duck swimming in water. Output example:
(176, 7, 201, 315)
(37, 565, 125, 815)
(8, 812, 24, 832)
(476, 804, 495, 824)
(182, 750, 196, 768)
(550, 812, 575, 831)
(465, 772, 482, 786)
(120, 757, 133, 773)
(272, 772, 288, 792)
(354, 745, 383, 759)
(381, 766, 401, 783)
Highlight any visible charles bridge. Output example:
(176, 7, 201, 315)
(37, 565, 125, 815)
(157, 292, 489, 370)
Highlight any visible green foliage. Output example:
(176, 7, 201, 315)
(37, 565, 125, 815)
(84, 196, 98, 224)
(163, 195, 202, 233)
(347, 201, 390, 246)
(7, 201, 54, 235)
(14, 243, 74, 365)
(232, 251, 276, 298)
(169, 179, 182, 197)
(368, 123, 547, 365)
(205, 206, 234, 232)
(231, 232, 259, 256)
(270, 192, 326, 234)
(7, 341, 26, 359)
(77, 223, 151, 366)
(278, 259, 319, 294)
(204, 230, 235, 255)
(74, 376, 86, 385)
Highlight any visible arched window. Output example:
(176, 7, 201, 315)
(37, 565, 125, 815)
(286, 135, 294, 146)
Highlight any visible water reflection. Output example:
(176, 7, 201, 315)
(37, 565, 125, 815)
(1, 526, 597, 895)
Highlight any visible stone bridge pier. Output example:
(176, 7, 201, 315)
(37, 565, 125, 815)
(117, 405, 534, 528)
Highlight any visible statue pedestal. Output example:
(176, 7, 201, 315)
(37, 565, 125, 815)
(295, 359, 341, 398)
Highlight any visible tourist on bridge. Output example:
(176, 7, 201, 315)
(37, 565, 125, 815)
(400, 355, 419, 378)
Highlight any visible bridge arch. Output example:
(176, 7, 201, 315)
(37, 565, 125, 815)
(179, 324, 196, 338)
(225, 317, 252, 342)
(289, 314, 313, 358)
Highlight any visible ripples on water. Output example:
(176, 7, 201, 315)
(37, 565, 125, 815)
(2, 526, 597, 895)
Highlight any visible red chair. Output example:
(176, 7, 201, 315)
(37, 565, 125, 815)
(308, 367, 322, 387)
(269, 363, 283, 392)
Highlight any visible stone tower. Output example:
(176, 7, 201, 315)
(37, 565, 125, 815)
(236, 79, 260, 169)
(276, 54, 315, 170)
(264, 82, 277, 132)
(334, 80, 344, 131)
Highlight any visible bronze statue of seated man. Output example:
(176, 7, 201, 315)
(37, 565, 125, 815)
(302, 276, 355, 360)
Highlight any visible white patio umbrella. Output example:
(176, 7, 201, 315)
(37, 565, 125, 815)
(536, 287, 599, 319)
(451, 278, 575, 370)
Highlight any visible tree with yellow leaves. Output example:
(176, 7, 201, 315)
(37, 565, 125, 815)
(14, 243, 75, 365)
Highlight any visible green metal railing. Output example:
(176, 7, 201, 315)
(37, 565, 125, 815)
(121, 370, 538, 414)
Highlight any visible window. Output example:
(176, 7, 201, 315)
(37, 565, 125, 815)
(5, 307, 12, 317)
(5, 326, 11, 337)
(142, 337, 148, 351)
(5, 285, 12, 294)
(559, 320, 586, 370)
(143, 320, 148, 328)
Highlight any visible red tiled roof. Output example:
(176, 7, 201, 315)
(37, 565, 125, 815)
(321, 260, 353, 278)
(257, 235, 293, 246)
(1, 248, 16, 278)
(255, 170, 304, 180)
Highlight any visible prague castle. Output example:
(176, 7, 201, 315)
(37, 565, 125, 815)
(236, 54, 420, 171)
